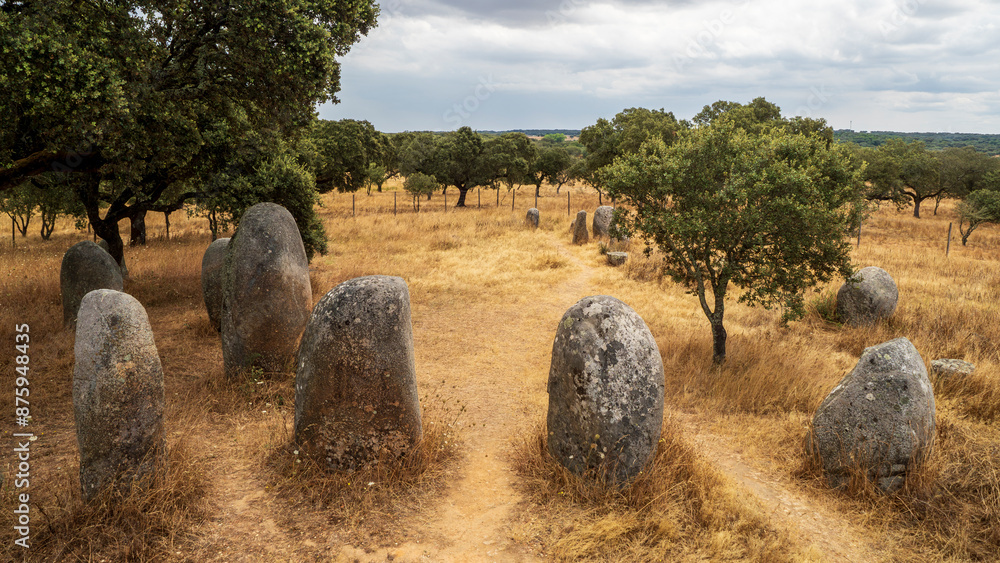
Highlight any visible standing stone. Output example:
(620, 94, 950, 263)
(221, 203, 311, 377)
(572, 210, 589, 245)
(526, 208, 540, 229)
(61, 241, 124, 328)
(73, 289, 165, 501)
(592, 205, 614, 239)
(547, 295, 664, 485)
(96, 238, 129, 279)
(295, 276, 422, 471)
(200, 238, 231, 332)
(836, 266, 898, 327)
(808, 337, 936, 492)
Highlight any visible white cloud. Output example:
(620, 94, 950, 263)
(321, 0, 1000, 132)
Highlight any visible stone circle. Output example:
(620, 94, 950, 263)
(592, 206, 614, 239)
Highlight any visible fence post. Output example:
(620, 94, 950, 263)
(478, 188, 481, 209)
(497, 188, 499, 207)
(567, 192, 570, 216)
(352, 194, 355, 217)
(946, 222, 953, 256)
(512, 190, 515, 212)
(394, 192, 397, 215)
(444, 190, 447, 212)
(535, 191, 538, 209)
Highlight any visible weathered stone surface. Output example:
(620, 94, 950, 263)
(547, 295, 664, 485)
(96, 238, 129, 279)
(572, 210, 589, 245)
(295, 275, 422, 471)
(221, 203, 311, 377)
(73, 289, 165, 501)
(836, 266, 898, 327)
(930, 359, 975, 382)
(593, 206, 614, 239)
(61, 241, 124, 328)
(808, 337, 936, 492)
(526, 208, 540, 229)
(606, 252, 628, 266)
(200, 238, 231, 332)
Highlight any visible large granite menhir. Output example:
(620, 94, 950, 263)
(547, 295, 664, 486)
(73, 289, 165, 501)
(295, 275, 422, 471)
(61, 241, 124, 328)
(572, 210, 589, 245)
(221, 203, 311, 377)
(836, 266, 898, 327)
(808, 337, 936, 492)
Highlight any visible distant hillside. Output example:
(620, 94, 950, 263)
(834, 130, 1000, 155)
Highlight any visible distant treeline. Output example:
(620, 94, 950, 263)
(835, 130, 1000, 155)
(482, 129, 582, 138)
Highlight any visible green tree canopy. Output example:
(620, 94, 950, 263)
(433, 126, 485, 207)
(957, 188, 1000, 246)
(0, 0, 377, 262)
(311, 118, 390, 194)
(859, 139, 942, 218)
(578, 107, 682, 192)
(602, 105, 863, 364)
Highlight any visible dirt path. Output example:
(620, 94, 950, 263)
(333, 237, 598, 562)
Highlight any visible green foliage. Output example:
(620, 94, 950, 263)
(434, 127, 485, 206)
(312, 119, 391, 194)
(1, 0, 378, 261)
(579, 108, 682, 190)
(0, 181, 35, 237)
(541, 133, 566, 145)
(855, 139, 941, 217)
(602, 100, 862, 363)
(482, 132, 537, 192)
(531, 146, 574, 193)
(403, 172, 438, 211)
(958, 189, 1000, 245)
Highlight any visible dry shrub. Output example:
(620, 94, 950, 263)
(5, 438, 208, 562)
(512, 416, 799, 562)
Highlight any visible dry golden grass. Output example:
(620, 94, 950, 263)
(511, 416, 802, 562)
(1, 186, 999, 561)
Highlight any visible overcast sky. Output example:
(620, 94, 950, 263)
(318, 0, 1000, 134)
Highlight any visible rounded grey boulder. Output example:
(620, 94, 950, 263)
(73, 289, 165, 501)
(526, 208, 540, 229)
(295, 275, 422, 471)
(61, 241, 124, 328)
(606, 252, 628, 267)
(808, 337, 935, 492)
(96, 238, 129, 279)
(221, 203, 312, 377)
(592, 206, 614, 239)
(836, 266, 898, 327)
(572, 210, 589, 245)
(547, 295, 664, 486)
(200, 238, 231, 332)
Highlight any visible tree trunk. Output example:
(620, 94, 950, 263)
(164, 211, 171, 240)
(129, 209, 147, 246)
(711, 317, 727, 365)
(209, 209, 218, 241)
(912, 197, 922, 218)
(455, 187, 469, 207)
(535, 184, 541, 198)
(91, 218, 125, 268)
